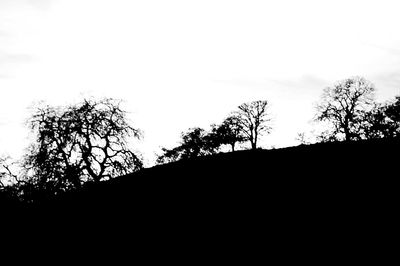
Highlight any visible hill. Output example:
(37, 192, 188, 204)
(31, 138, 398, 221)
(4, 138, 398, 258)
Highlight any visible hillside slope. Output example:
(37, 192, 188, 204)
(5, 138, 398, 256)
(38, 138, 398, 218)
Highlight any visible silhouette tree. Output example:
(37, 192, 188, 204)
(156, 147, 182, 164)
(315, 76, 375, 141)
(210, 115, 246, 152)
(157, 127, 217, 164)
(22, 98, 143, 196)
(235, 100, 271, 150)
(384, 96, 400, 136)
(363, 96, 400, 139)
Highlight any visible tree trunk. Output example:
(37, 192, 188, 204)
(252, 132, 258, 150)
(249, 130, 257, 150)
(231, 143, 235, 152)
(251, 141, 257, 150)
(344, 116, 351, 141)
(344, 127, 351, 141)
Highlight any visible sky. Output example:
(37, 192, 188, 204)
(1, 0, 400, 166)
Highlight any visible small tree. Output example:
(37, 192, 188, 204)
(315, 76, 375, 141)
(23, 98, 143, 196)
(157, 127, 217, 164)
(210, 115, 246, 152)
(235, 100, 271, 150)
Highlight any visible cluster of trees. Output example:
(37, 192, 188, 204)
(313, 76, 400, 142)
(156, 100, 271, 164)
(1, 98, 272, 202)
(1, 76, 399, 203)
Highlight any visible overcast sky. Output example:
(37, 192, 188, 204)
(1, 0, 400, 165)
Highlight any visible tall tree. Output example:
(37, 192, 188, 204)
(315, 76, 375, 141)
(235, 100, 271, 150)
(23, 98, 143, 195)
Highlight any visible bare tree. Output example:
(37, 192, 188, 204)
(23, 98, 143, 194)
(315, 76, 375, 141)
(0, 157, 19, 187)
(0, 157, 7, 188)
(235, 100, 271, 150)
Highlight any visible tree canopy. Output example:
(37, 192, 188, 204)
(21, 98, 143, 198)
(235, 100, 272, 149)
(362, 96, 400, 139)
(209, 115, 246, 152)
(157, 127, 217, 164)
(315, 76, 375, 141)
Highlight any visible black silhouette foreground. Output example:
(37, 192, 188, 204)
(6, 138, 397, 221)
(2, 137, 397, 260)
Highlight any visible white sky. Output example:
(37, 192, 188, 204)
(1, 0, 400, 166)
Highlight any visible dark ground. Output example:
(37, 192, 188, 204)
(52, 137, 398, 211)
(2, 138, 398, 259)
